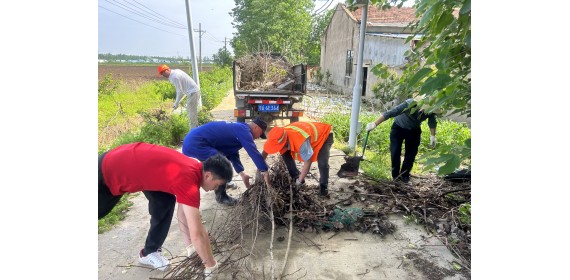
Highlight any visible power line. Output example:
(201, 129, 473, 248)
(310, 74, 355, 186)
(313, 0, 334, 16)
(99, 5, 185, 37)
(103, 0, 186, 29)
(131, 0, 187, 28)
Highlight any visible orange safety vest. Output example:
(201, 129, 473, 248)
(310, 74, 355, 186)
(284, 121, 332, 162)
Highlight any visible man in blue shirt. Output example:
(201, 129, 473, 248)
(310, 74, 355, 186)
(182, 117, 271, 205)
(366, 98, 437, 183)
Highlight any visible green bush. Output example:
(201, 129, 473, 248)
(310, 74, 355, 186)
(200, 66, 232, 110)
(98, 73, 121, 96)
(109, 111, 188, 150)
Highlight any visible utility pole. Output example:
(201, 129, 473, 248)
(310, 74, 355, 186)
(348, 0, 369, 150)
(184, 0, 199, 85)
(224, 37, 228, 51)
(194, 23, 206, 72)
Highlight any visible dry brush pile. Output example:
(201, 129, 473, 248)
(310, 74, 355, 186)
(235, 53, 295, 91)
(155, 157, 471, 279)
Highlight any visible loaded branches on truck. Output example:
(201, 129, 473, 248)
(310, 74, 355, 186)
(233, 52, 306, 123)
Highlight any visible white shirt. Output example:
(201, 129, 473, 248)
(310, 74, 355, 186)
(169, 69, 200, 108)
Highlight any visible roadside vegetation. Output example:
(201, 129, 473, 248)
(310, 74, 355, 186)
(98, 66, 233, 233)
(321, 110, 470, 180)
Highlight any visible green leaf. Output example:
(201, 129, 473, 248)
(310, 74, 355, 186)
(409, 68, 433, 86)
(452, 262, 462, 270)
(425, 154, 454, 166)
(420, 74, 451, 95)
(464, 138, 471, 148)
(460, 0, 471, 15)
(435, 13, 454, 34)
(438, 154, 461, 175)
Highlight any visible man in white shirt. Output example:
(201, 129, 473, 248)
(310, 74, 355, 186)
(158, 64, 202, 131)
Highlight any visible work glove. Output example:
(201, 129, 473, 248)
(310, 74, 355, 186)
(295, 178, 305, 187)
(172, 104, 178, 110)
(186, 244, 195, 257)
(430, 135, 436, 148)
(366, 122, 376, 132)
(204, 260, 219, 280)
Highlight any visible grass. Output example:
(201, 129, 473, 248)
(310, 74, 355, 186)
(98, 194, 134, 234)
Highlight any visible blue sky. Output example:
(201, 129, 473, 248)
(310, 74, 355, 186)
(98, 0, 344, 58)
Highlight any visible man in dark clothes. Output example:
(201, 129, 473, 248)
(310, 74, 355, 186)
(366, 98, 437, 183)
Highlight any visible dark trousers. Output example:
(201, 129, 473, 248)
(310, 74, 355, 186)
(389, 123, 421, 180)
(282, 132, 334, 188)
(98, 152, 176, 255)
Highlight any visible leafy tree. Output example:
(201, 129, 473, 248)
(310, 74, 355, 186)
(347, 0, 471, 175)
(230, 0, 314, 63)
(212, 47, 234, 67)
(306, 8, 335, 66)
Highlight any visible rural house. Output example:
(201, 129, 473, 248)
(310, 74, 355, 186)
(319, 3, 419, 99)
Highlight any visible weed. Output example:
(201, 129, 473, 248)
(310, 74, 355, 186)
(404, 214, 422, 225)
(98, 73, 121, 96)
(458, 203, 471, 226)
(98, 194, 134, 234)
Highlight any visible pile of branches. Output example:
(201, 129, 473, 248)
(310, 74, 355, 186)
(358, 174, 472, 270)
(156, 158, 471, 279)
(235, 52, 294, 91)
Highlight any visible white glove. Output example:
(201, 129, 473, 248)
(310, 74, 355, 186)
(186, 244, 195, 257)
(366, 122, 376, 132)
(172, 104, 178, 110)
(430, 135, 436, 148)
(204, 260, 219, 280)
(295, 178, 304, 186)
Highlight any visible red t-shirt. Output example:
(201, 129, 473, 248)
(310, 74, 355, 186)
(102, 142, 202, 208)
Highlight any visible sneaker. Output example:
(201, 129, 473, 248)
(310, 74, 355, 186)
(139, 249, 170, 271)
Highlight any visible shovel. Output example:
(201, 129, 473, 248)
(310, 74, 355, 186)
(337, 130, 370, 178)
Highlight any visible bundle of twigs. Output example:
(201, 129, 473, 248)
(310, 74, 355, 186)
(235, 52, 293, 91)
(155, 156, 471, 278)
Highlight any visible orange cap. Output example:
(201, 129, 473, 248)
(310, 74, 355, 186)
(157, 64, 170, 74)
(264, 127, 288, 154)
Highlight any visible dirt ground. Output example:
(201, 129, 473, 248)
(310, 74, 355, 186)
(98, 65, 215, 88)
(98, 86, 470, 279)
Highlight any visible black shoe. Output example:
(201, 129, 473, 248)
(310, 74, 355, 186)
(215, 184, 238, 206)
(216, 193, 238, 206)
(319, 185, 328, 196)
(401, 176, 410, 183)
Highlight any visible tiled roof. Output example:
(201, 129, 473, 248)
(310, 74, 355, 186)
(345, 4, 417, 24)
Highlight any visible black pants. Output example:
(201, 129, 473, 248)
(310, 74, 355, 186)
(282, 132, 334, 188)
(98, 152, 176, 255)
(389, 123, 421, 180)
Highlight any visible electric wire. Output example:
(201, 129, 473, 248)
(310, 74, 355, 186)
(99, 5, 186, 37)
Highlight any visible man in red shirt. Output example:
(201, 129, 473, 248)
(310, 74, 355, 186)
(99, 142, 232, 277)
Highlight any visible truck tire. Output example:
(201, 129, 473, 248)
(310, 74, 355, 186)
(290, 117, 299, 123)
(237, 117, 246, 123)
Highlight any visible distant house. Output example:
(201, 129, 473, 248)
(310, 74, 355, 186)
(320, 4, 419, 99)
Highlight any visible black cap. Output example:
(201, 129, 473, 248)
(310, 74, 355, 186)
(252, 117, 268, 139)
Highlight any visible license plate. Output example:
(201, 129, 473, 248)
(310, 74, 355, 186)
(258, 104, 279, 112)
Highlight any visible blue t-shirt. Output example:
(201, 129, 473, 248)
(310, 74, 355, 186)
(182, 121, 268, 173)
